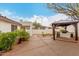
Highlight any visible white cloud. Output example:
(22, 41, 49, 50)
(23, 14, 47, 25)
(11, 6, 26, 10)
(0, 10, 27, 22)
(0, 10, 69, 26)
(0, 10, 13, 18)
(26, 14, 69, 26)
(47, 14, 69, 25)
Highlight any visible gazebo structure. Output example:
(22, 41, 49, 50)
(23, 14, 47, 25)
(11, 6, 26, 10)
(52, 20, 79, 41)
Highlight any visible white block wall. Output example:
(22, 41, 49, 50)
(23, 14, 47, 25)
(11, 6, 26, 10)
(26, 29, 52, 35)
(67, 23, 79, 36)
(67, 25, 74, 33)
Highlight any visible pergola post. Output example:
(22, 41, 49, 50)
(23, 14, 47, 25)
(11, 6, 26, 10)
(74, 23, 78, 41)
(52, 25, 55, 40)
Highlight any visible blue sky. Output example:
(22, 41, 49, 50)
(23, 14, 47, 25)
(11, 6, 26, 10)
(0, 3, 55, 17)
(0, 3, 67, 26)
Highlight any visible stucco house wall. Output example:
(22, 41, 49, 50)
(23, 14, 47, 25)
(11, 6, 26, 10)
(0, 20, 11, 32)
(0, 16, 22, 32)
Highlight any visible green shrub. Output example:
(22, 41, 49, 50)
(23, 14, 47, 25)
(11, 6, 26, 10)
(42, 32, 45, 36)
(15, 30, 30, 41)
(0, 31, 2, 33)
(42, 32, 52, 36)
(0, 30, 30, 51)
(0, 32, 17, 51)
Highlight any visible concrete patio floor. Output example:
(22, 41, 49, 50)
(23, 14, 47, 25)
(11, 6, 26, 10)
(2, 35, 79, 56)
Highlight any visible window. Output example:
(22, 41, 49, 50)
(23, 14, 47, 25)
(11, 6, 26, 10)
(11, 25, 17, 31)
(21, 26, 26, 30)
(26, 26, 30, 30)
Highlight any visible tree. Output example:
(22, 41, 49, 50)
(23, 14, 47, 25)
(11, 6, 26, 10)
(47, 3, 79, 20)
(33, 21, 42, 29)
(20, 19, 23, 22)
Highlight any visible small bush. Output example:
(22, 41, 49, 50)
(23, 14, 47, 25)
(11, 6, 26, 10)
(42, 32, 52, 36)
(60, 29, 68, 33)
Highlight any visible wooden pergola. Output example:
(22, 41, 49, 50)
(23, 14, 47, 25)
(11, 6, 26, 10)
(52, 20, 79, 41)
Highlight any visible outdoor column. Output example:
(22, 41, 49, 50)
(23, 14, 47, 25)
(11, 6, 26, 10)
(74, 23, 78, 41)
(52, 25, 55, 40)
(30, 24, 32, 36)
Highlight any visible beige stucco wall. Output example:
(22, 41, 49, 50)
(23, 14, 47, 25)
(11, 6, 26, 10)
(0, 21, 11, 32)
(17, 26, 21, 30)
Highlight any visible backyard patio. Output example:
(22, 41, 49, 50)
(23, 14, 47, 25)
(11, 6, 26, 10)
(2, 35, 79, 56)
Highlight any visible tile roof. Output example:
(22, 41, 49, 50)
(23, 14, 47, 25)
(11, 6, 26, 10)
(0, 16, 22, 25)
(52, 20, 79, 26)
